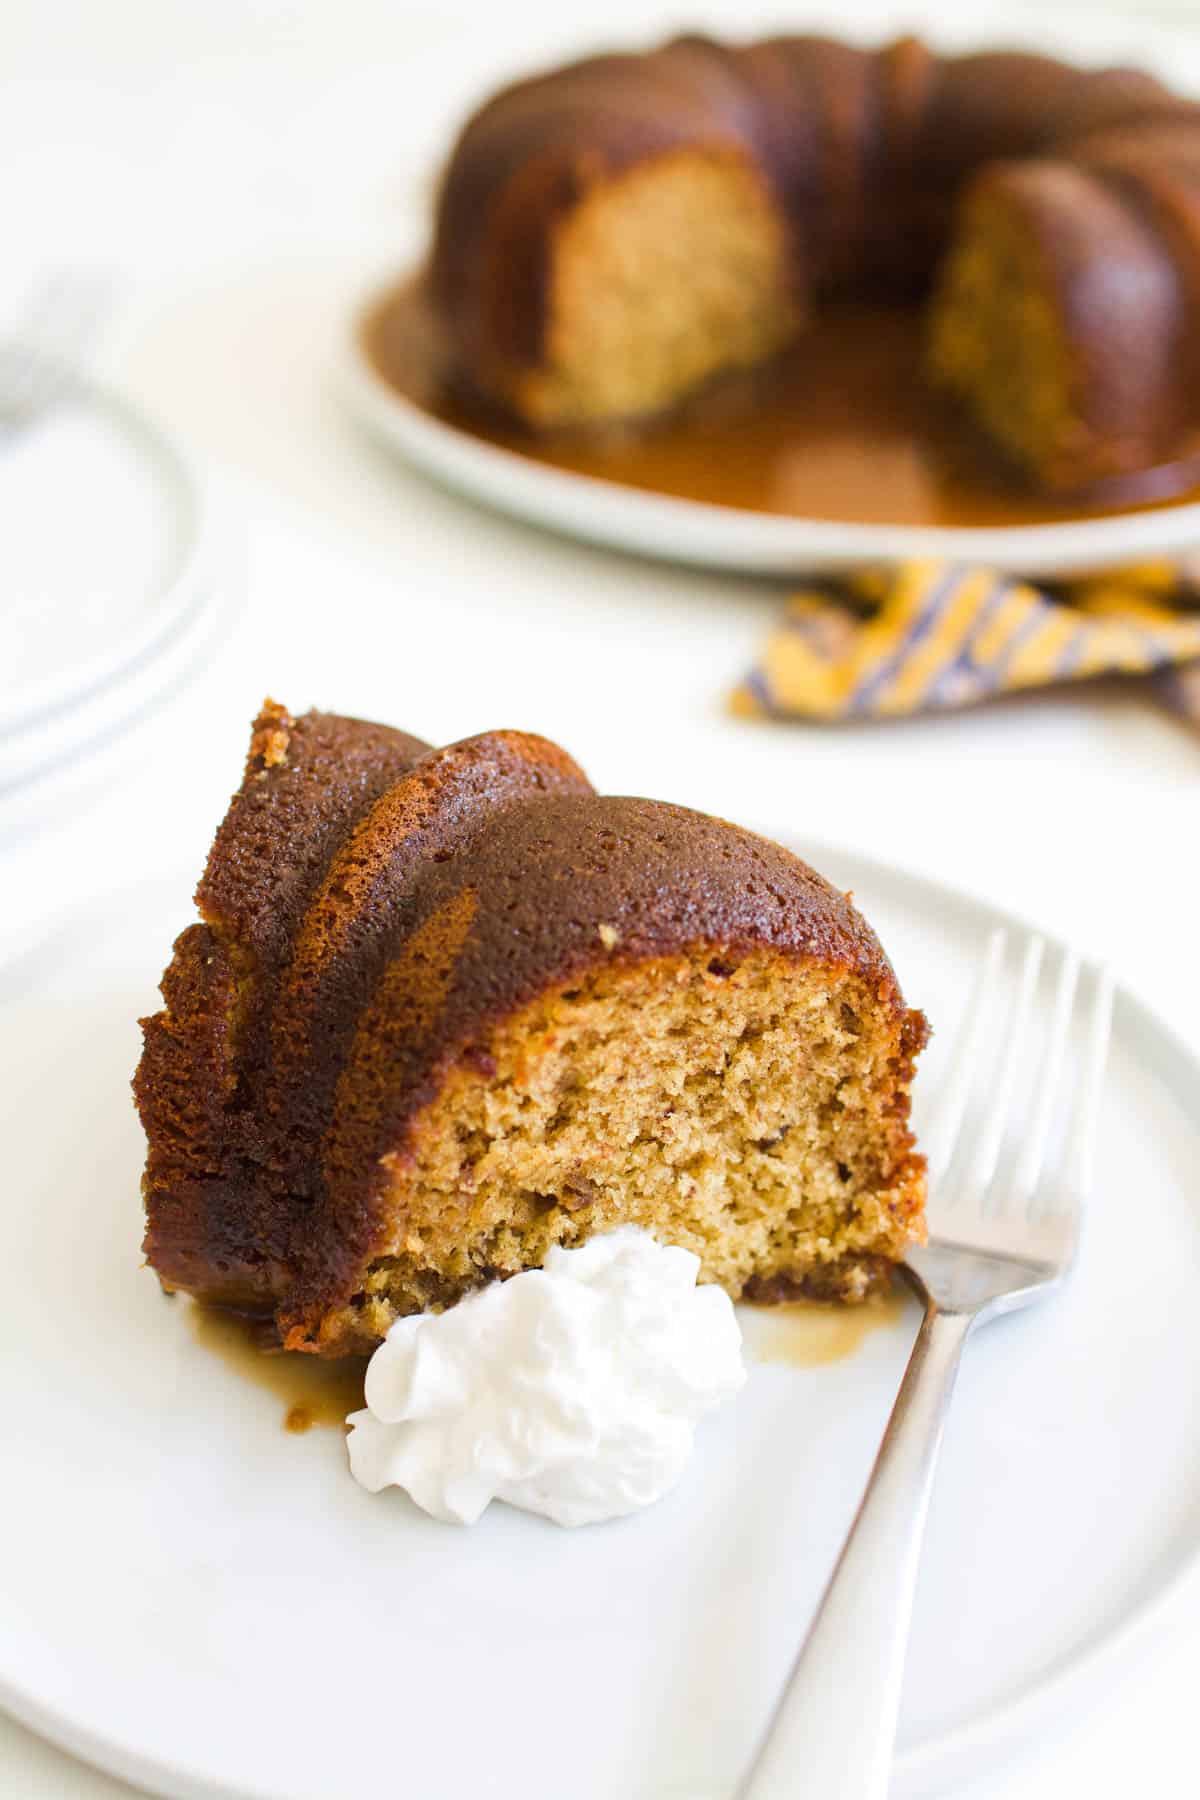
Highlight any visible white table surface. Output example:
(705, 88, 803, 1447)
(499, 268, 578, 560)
(3, 1, 1199, 1794)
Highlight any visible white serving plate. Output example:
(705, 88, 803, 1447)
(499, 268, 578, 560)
(1, 843, 1198, 1800)
(343, 314, 1200, 578)
(339, 4, 1200, 576)
(0, 374, 211, 745)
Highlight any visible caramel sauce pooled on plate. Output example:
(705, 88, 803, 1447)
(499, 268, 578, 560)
(742, 1291, 908, 1368)
(361, 277, 1200, 528)
(188, 1303, 366, 1432)
(186, 1281, 903, 1437)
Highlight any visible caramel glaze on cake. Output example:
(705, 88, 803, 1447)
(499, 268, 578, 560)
(429, 34, 1200, 490)
(136, 702, 928, 1356)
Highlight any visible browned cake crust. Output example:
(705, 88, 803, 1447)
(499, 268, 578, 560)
(928, 159, 1190, 488)
(137, 702, 928, 1353)
(428, 32, 1200, 485)
(431, 38, 1191, 372)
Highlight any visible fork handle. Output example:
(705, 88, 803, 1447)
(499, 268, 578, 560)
(736, 1302, 973, 1800)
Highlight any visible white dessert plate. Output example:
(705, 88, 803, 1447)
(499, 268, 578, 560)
(0, 548, 232, 846)
(343, 305, 1200, 578)
(339, 6, 1200, 576)
(0, 373, 211, 748)
(2, 842, 1200, 1800)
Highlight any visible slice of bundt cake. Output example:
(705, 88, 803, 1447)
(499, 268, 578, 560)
(136, 701, 928, 1356)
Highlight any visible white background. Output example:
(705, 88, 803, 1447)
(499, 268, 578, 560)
(3, 0, 1199, 1794)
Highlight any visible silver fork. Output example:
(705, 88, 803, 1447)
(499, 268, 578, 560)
(738, 929, 1114, 1800)
(0, 270, 113, 436)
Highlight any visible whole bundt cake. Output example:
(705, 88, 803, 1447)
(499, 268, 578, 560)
(135, 701, 928, 1355)
(429, 33, 1200, 491)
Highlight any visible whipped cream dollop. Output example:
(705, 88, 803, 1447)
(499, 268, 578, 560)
(346, 1227, 746, 1527)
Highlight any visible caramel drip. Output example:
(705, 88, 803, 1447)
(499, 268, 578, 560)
(188, 1302, 366, 1429)
(362, 276, 1200, 527)
(742, 1291, 909, 1367)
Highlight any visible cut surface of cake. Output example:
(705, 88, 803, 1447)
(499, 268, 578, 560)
(136, 701, 928, 1355)
(428, 32, 1200, 490)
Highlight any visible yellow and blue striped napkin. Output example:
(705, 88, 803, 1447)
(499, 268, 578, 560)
(734, 560, 1200, 728)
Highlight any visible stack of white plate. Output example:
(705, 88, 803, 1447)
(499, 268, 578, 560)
(0, 374, 223, 835)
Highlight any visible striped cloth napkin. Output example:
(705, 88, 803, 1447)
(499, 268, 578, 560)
(733, 560, 1200, 729)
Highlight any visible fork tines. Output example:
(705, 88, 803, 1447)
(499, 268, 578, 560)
(924, 928, 1114, 1222)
